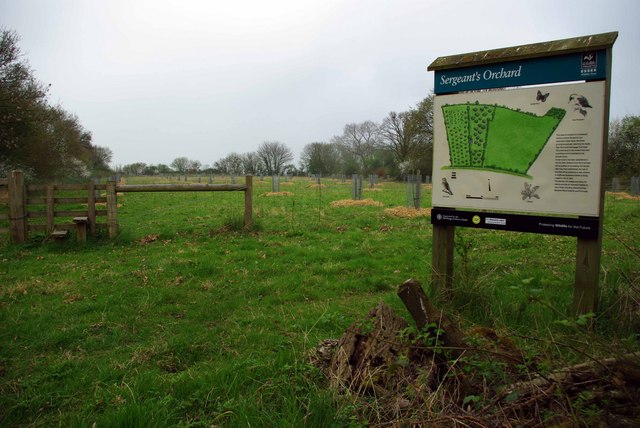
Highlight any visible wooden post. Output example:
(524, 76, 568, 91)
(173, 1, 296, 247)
(244, 175, 253, 228)
(106, 179, 118, 238)
(573, 45, 613, 316)
(87, 180, 96, 234)
(8, 170, 27, 244)
(73, 217, 88, 242)
(574, 237, 601, 314)
(46, 184, 55, 234)
(431, 224, 455, 297)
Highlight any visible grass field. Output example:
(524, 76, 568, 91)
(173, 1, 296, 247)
(1, 177, 639, 426)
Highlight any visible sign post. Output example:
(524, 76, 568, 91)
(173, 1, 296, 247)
(427, 32, 617, 314)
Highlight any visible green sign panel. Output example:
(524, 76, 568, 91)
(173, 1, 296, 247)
(434, 50, 606, 94)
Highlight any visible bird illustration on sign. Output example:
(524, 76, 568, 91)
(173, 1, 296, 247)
(442, 178, 453, 195)
(569, 94, 592, 117)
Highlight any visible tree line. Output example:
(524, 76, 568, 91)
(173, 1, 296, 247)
(122, 101, 639, 182)
(118, 95, 435, 180)
(2, 28, 638, 182)
(1, 29, 112, 181)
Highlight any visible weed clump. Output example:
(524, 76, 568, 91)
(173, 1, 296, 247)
(313, 294, 640, 427)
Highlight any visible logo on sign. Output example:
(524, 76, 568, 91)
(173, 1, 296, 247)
(581, 52, 597, 77)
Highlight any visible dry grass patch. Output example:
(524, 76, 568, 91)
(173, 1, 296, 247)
(330, 199, 383, 208)
(384, 206, 431, 218)
(262, 191, 293, 197)
(306, 184, 326, 189)
(608, 191, 640, 201)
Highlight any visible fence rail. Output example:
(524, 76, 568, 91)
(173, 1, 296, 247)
(0, 171, 253, 244)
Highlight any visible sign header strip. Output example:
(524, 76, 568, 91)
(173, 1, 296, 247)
(434, 50, 607, 94)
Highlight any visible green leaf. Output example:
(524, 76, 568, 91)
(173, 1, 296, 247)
(463, 395, 480, 405)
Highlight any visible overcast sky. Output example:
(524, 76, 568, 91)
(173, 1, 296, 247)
(2, 0, 638, 168)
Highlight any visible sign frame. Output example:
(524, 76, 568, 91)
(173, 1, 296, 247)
(427, 32, 617, 315)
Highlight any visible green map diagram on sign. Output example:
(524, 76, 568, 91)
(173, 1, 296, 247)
(441, 102, 565, 177)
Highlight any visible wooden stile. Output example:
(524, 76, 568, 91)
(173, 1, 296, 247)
(2, 172, 252, 243)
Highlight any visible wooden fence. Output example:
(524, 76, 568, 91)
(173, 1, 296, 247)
(0, 171, 253, 244)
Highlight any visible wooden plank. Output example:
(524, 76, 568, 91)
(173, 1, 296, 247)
(46, 185, 54, 234)
(32, 222, 107, 233)
(87, 180, 96, 234)
(28, 197, 90, 205)
(28, 183, 90, 192)
(27, 196, 106, 205)
(0, 181, 7, 201)
(26, 197, 46, 205)
(73, 217, 88, 242)
(51, 229, 68, 240)
(28, 210, 90, 218)
(116, 184, 247, 192)
(431, 224, 455, 297)
(428, 32, 618, 71)
(106, 180, 118, 238)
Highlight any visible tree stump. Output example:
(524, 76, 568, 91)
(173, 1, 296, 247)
(397, 278, 468, 357)
(329, 302, 408, 393)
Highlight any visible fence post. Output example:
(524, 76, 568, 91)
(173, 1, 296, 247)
(244, 175, 253, 228)
(46, 184, 55, 234)
(106, 179, 118, 238)
(87, 180, 96, 234)
(8, 170, 28, 244)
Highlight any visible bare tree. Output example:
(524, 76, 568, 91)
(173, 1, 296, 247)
(380, 111, 414, 163)
(171, 157, 190, 174)
(214, 152, 244, 175)
(379, 94, 434, 176)
(242, 151, 262, 175)
(188, 159, 202, 173)
(332, 121, 381, 173)
(256, 141, 293, 175)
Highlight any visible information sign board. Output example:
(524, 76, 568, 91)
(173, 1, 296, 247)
(432, 81, 605, 217)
